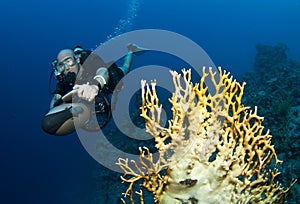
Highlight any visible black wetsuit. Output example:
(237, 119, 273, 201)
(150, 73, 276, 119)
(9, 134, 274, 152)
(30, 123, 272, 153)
(42, 50, 125, 135)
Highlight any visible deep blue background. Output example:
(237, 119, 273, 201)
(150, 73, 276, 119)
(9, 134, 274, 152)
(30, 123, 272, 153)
(1, 0, 300, 203)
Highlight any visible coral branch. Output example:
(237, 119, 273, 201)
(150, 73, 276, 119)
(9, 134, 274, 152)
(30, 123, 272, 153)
(118, 67, 296, 203)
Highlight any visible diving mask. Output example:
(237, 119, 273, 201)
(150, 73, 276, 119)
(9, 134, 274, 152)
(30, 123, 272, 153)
(52, 55, 77, 76)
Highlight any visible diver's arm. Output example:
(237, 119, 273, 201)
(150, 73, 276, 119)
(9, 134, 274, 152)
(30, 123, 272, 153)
(70, 67, 109, 102)
(73, 84, 98, 102)
(50, 94, 62, 109)
(92, 67, 109, 89)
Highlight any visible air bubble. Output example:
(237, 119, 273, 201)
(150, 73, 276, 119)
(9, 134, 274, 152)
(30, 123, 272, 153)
(105, 0, 141, 41)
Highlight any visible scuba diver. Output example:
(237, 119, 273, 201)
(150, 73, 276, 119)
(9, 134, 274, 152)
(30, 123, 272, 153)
(41, 43, 146, 136)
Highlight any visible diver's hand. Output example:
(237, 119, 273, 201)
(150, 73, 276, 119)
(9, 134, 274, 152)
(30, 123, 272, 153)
(73, 83, 99, 102)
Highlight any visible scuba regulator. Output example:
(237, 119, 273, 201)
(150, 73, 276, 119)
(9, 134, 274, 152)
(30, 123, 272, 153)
(49, 57, 78, 94)
(48, 46, 89, 94)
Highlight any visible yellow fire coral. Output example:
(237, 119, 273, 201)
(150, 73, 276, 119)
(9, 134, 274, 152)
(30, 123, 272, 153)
(117, 67, 296, 204)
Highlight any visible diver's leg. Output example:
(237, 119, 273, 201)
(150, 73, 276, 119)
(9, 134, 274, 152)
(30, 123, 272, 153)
(41, 103, 90, 136)
(119, 51, 133, 75)
(127, 43, 149, 53)
(119, 43, 149, 75)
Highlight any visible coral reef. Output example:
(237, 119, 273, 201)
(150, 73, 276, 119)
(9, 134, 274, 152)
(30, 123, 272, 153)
(117, 67, 296, 203)
(243, 43, 300, 202)
(254, 43, 288, 73)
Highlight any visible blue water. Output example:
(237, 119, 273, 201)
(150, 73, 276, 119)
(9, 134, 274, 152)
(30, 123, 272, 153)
(2, 0, 300, 203)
